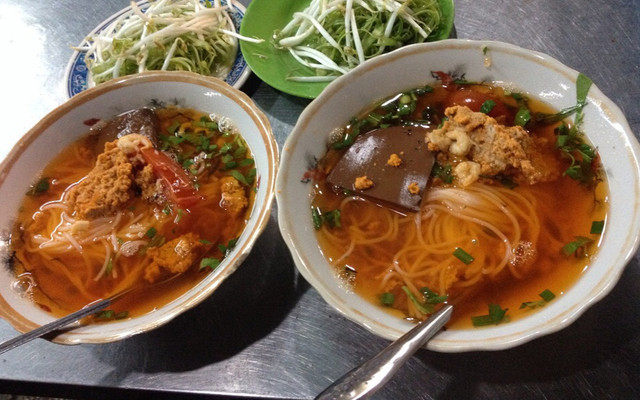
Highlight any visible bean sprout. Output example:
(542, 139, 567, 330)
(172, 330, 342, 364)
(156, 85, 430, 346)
(76, 0, 262, 85)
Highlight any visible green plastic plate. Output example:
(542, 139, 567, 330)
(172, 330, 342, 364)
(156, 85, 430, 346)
(239, 0, 455, 99)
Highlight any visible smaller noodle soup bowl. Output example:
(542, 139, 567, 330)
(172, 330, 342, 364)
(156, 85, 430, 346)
(0, 71, 278, 344)
(276, 40, 640, 352)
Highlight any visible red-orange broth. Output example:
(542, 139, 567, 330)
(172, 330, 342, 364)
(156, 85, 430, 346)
(310, 81, 607, 329)
(10, 107, 256, 320)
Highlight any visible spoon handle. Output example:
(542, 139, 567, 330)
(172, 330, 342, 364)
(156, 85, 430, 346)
(0, 298, 112, 355)
(315, 304, 453, 400)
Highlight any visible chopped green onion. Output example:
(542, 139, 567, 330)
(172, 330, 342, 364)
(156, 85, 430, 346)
(27, 177, 50, 196)
(515, 108, 531, 127)
(402, 286, 434, 314)
(431, 162, 454, 184)
(480, 99, 496, 114)
(147, 233, 166, 248)
(229, 169, 249, 186)
(167, 121, 181, 134)
(238, 158, 255, 167)
(312, 207, 342, 229)
(539, 289, 556, 302)
(145, 227, 157, 238)
(561, 236, 594, 256)
(495, 175, 517, 189)
(471, 304, 508, 327)
(245, 168, 257, 185)
(115, 311, 129, 320)
(175, 209, 185, 223)
(105, 258, 114, 276)
(312, 207, 322, 229)
(520, 289, 556, 309)
(590, 220, 604, 234)
(95, 310, 115, 319)
(380, 292, 395, 306)
(95, 309, 129, 320)
(324, 210, 342, 228)
(219, 143, 233, 154)
(453, 247, 474, 265)
(420, 287, 448, 304)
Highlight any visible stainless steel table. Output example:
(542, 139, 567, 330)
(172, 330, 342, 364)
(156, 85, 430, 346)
(0, 1, 638, 399)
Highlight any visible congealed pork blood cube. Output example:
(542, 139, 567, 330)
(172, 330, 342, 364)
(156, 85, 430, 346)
(87, 108, 161, 154)
(327, 125, 435, 212)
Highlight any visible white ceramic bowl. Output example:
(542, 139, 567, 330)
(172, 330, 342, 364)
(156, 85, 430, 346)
(0, 71, 278, 344)
(276, 39, 640, 352)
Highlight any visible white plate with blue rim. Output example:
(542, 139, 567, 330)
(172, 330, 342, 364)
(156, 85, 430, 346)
(64, 0, 250, 98)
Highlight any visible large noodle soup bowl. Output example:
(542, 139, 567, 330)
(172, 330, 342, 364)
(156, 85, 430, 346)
(0, 71, 278, 344)
(276, 40, 640, 352)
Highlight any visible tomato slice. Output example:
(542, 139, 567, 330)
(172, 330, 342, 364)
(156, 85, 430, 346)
(140, 148, 203, 208)
(445, 89, 513, 122)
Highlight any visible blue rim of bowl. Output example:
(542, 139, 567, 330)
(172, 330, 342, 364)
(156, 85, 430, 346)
(64, 0, 250, 98)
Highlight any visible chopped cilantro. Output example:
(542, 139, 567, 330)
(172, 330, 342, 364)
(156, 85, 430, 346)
(218, 238, 239, 256)
(552, 73, 598, 185)
(200, 257, 221, 270)
(532, 104, 585, 125)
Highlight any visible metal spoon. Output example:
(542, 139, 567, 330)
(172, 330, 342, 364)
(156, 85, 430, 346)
(315, 304, 453, 400)
(0, 292, 128, 355)
(0, 270, 183, 354)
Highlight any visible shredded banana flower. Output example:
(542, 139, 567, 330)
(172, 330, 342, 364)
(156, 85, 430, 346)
(76, 0, 262, 85)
